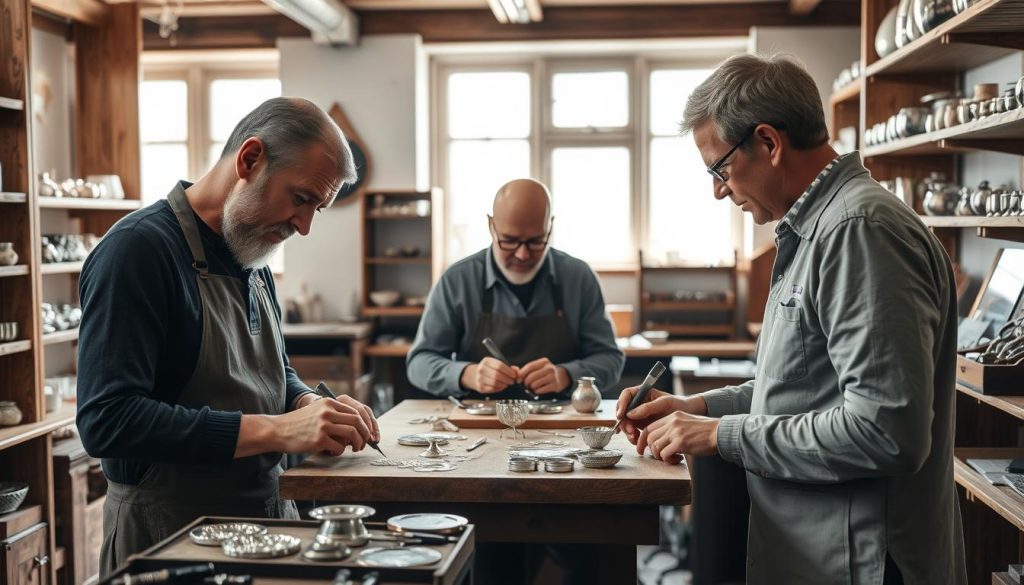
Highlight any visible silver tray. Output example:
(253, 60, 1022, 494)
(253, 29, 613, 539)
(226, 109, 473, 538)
(357, 546, 443, 568)
(188, 522, 268, 546)
(221, 533, 302, 558)
(387, 513, 468, 535)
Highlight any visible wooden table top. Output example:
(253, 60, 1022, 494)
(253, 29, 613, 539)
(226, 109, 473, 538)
(280, 400, 690, 507)
(281, 322, 372, 339)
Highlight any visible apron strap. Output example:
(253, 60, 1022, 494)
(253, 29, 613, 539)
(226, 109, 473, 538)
(167, 184, 210, 279)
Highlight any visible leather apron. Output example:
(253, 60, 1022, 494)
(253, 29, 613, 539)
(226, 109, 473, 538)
(100, 185, 298, 577)
(461, 266, 578, 401)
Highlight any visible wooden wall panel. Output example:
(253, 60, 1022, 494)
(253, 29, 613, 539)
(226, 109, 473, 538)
(74, 3, 141, 201)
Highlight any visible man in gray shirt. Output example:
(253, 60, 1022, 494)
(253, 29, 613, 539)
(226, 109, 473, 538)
(407, 178, 624, 401)
(617, 54, 966, 584)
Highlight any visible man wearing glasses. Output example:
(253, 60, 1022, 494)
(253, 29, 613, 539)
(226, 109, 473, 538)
(616, 54, 965, 584)
(408, 178, 624, 403)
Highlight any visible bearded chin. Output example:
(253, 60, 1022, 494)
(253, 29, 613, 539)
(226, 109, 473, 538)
(222, 180, 284, 269)
(494, 243, 547, 285)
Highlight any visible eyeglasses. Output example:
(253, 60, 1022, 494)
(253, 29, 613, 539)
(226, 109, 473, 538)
(489, 217, 551, 252)
(707, 126, 756, 182)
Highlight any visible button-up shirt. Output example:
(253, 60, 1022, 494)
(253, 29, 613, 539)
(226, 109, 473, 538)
(407, 247, 625, 397)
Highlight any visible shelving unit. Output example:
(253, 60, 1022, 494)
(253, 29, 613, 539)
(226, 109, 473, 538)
(0, 0, 142, 582)
(637, 252, 738, 340)
(836, 0, 1024, 581)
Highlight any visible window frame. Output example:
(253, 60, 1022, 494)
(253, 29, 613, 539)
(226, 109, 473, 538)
(432, 51, 743, 271)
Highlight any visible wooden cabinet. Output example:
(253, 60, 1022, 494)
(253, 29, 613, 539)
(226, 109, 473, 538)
(53, 438, 105, 585)
(637, 251, 739, 339)
(2, 523, 50, 585)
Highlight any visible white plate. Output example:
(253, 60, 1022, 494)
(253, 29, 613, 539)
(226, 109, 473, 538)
(387, 513, 468, 535)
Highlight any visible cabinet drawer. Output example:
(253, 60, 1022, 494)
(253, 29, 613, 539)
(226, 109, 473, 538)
(2, 522, 50, 585)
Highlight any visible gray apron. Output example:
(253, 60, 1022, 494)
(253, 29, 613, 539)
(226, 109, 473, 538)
(461, 271, 578, 401)
(100, 186, 298, 577)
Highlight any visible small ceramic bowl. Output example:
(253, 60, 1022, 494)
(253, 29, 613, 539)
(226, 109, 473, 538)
(369, 290, 401, 307)
(578, 426, 614, 449)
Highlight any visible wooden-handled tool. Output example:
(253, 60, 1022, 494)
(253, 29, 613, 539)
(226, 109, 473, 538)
(611, 361, 667, 433)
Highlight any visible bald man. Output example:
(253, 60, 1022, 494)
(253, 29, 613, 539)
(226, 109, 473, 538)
(407, 178, 624, 402)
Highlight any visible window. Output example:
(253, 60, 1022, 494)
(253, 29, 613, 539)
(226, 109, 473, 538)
(140, 60, 281, 205)
(141, 55, 282, 270)
(436, 55, 739, 268)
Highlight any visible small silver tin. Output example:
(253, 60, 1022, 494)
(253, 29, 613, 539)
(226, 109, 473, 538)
(508, 457, 539, 472)
(544, 457, 575, 473)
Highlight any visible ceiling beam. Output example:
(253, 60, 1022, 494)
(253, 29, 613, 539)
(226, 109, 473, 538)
(788, 0, 822, 15)
(31, 0, 109, 26)
(144, 2, 859, 50)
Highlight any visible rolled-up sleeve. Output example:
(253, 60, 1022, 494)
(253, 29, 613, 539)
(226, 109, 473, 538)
(715, 219, 941, 483)
(406, 274, 470, 397)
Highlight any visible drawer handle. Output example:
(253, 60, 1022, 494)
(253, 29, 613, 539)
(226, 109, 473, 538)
(33, 555, 49, 567)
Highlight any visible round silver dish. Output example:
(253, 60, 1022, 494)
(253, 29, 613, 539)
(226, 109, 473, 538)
(530, 403, 563, 415)
(508, 457, 539, 472)
(578, 449, 624, 469)
(188, 522, 268, 546)
(387, 513, 468, 535)
(221, 533, 302, 558)
(301, 540, 351, 562)
(465, 403, 496, 416)
(544, 457, 575, 473)
(397, 432, 465, 447)
(357, 546, 443, 568)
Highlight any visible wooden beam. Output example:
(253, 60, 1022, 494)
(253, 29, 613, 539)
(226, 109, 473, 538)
(143, 14, 307, 50)
(31, 8, 73, 39)
(788, 0, 822, 15)
(31, 0, 109, 26)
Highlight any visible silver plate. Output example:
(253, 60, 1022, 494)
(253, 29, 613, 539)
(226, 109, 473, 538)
(387, 513, 468, 535)
(188, 522, 268, 546)
(465, 405, 496, 416)
(397, 432, 466, 447)
(529, 403, 564, 414)
(357, 546, 443, 568)
(222, 533, 302, 558)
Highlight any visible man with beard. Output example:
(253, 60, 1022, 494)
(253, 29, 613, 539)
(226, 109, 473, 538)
(407, 179, 624, 585)
(77, 97, 380, 577)
(407, 178, 624, 402)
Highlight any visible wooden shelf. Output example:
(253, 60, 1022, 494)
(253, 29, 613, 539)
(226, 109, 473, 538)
(865, 107, 1024, 158)
(38, 197, 141, 211)
(829, 80, 861, 106)
(642, 300, 735, 312)
(622, 340, 756, 358)
(366, 212, 430, 220)
(865, 0, 1024, 77)
(40, 262, 85, 275)
(956, 383, 1024, 421)
(0, 96, 24, 111)
(365, 343, 413, 358)
(954, 448, 1024, 532)
(361, 306, 424, 317)
(0, 265, 29, 278)
(641, 264, 734, 272)
(0, 403, 77, 451)
(43, 329, 79, 345)
(365, 257, 431, 265)
(0, 340, 32, 357)
(0, 192, 27, 203)
(646, 323, 735, 337)
(921, 216, 1024, 228)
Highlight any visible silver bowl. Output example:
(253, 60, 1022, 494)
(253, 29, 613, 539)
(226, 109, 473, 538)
(578, 449, 624, 469)
(578, 426, 614, 449)
(309, 504, 375, 547)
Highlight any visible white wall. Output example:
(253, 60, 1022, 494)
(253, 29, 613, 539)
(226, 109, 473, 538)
(276, 35, 426, 319)
(745, 26, 861, 252)
(31, 27, 72, 180)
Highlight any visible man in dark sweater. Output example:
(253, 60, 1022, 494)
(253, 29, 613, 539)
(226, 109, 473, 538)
(77, 97, 380, 577)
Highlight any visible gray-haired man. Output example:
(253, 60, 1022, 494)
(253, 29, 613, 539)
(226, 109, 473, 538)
(616, 54, 966, 584)
(78, 98, 380, 576)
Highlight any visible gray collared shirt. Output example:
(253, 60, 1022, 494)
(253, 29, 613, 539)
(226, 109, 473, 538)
(701, 153, 965, 584)
(406, 247, 625, 397)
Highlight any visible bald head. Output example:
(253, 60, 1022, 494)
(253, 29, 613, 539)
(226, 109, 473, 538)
(493, 178, 552, 228)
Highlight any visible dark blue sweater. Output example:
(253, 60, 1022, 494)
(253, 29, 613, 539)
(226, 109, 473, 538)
(76, 187, 311, 484)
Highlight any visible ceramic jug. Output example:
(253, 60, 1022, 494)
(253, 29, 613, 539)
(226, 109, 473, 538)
(0, 243, 17, 266)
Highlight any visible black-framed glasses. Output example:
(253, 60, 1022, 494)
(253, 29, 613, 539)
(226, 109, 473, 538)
(489, 217, 551, 252)
(707, 125, 756, 182)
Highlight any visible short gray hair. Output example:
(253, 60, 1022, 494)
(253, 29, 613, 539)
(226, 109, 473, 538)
(221, 97, 357, 186)
(680, 53, 828, 150)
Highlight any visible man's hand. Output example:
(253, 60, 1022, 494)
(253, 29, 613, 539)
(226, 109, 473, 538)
(615, 387, 707, 444)
(236, 397, 375, 458)
(637, 411, 719, 464)
(518, 358, 570, 395)
(461, 357, 519, 394)
(291, 392, 379, 443)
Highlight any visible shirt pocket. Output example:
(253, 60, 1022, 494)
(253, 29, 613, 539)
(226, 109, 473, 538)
(763, 303, 808, 382)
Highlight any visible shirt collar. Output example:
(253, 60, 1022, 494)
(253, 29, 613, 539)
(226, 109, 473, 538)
(776, 152, 861, 240)
(484, 246, 557, 289)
